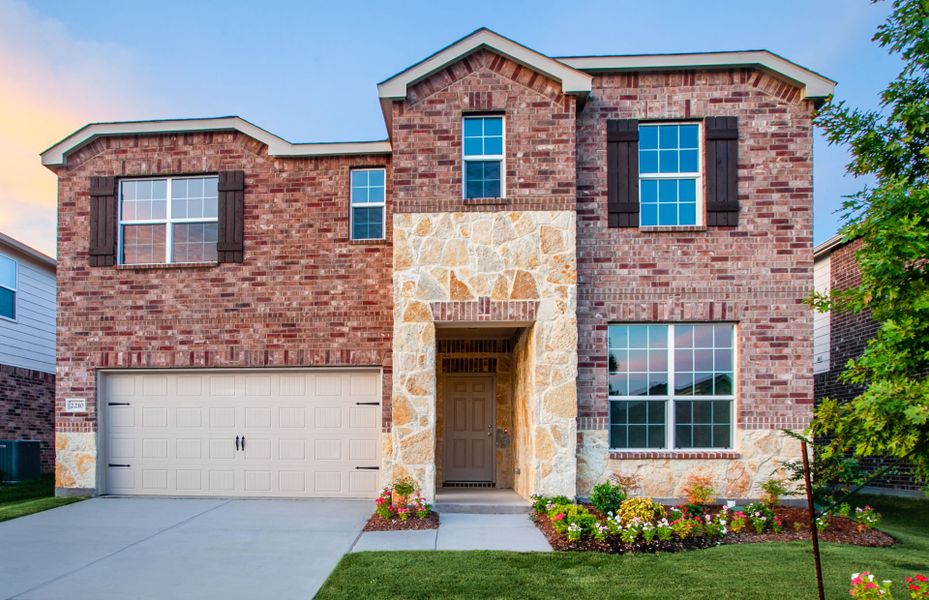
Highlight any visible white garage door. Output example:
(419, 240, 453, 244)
(102, 369, 382, 498)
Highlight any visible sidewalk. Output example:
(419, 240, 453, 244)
(351, 513, 552, 552)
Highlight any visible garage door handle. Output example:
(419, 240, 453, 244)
(355, 402, 380, 406)
(108, 402, 130, 406)
(235, 436, 240, 451)
(355, 466, 380, 470)
(241, 436, 245, 451)
(108, 464, 130, 468)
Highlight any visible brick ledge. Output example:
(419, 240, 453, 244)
(116, 261, 218, 271)
(609, 451, 740, 460)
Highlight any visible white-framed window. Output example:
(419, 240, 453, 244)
(118, 176, 219, 265)
(462, 115, 504, 199)
(608, 323, 736, 450)
(0, 254, 16, 320)
(638, 122, 702, 226)
(350, 168, 386, 240)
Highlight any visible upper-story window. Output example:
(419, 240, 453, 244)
(608, 323, 735, 450)
(639, 123, 701, 226)
(463, 115, 504, 199)
(119, 176, 219, 265)
(0, 254, 16, 320)
(350, 168, 386, 240)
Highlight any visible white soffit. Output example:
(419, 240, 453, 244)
(40, 116, 391, 167)
(558, 50, 836, 101)
(377, 28, 593, 99)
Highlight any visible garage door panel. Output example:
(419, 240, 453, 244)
(104, 369, 381, 498)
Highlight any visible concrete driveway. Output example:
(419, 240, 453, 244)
(0, 497, 370, 600)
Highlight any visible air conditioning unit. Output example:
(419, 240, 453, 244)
(0, 440, 41, 483)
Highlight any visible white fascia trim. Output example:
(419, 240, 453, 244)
(0, 231, 56, 270)
(377, 28, 592, 99)
(40, 116, 392, 167)
(559, 50, 836, 100)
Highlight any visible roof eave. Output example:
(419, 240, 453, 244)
(0, 232, 56, 269)
(40, 116, 392, 168)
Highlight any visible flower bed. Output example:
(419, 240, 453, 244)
(363, 477, 439, 532)
(530, 492, 893, 554)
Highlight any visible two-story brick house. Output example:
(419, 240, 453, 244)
(41, 29, 833, 500)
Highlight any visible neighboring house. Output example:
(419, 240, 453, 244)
(813, 235, 921, 493)
(41, 29, 832, 500)
(0, 232, 56, 473)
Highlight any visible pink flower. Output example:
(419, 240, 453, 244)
(917, 575, 929, 583)
(553, 513, 565, 521)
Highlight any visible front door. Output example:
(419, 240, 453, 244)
(444, 375, 494, 482)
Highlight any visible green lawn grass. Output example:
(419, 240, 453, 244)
(317, 495, 928, 600)
(0, 475, 84, 522)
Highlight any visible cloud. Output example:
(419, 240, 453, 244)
(0, 0, 151, 256)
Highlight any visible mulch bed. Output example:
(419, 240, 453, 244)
(721, 506, 894, 548)
(363, 511, 440, 532)
(532, 504, 893, 554)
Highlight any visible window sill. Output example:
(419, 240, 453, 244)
(637, 225, 708, 233)
(116, 262, 218, 271)
(463, 197, 509, 206)
(348, 238, 388, 245)
(609, 450, 739, 460)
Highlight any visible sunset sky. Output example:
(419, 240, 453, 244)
(0, 0, 899, 257)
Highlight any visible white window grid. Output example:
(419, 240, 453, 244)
(461, 115, 506, 199)
(0, 254, 16, 322)
(638, 121, 704, 227)
(349, 168, 387, 241)
(607, 322, 737, 451)
(117, 175, 219, 265)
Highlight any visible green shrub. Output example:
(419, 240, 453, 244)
(590, 481, 626, 515)
(392, 476, 417, 498)
(617, 497, 666, 526)
(547, 503, 598, 539)
(760, 477, 795, 508)
(531, 494, 571, 514)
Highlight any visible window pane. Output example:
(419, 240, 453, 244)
(610, 399, 666, 448)
(639, 150, 659, 174)
(0, 255, 15, 289)
(680, 150, 699, 173)
(679, 202, 696, 226)
(483, 117, 503, 135)
(608, 349, 625, 373)
(463, 137, 483, 156)
(674, 399, 732, 449)
(464, 161, 501, 199)
(122, 224, 166, 264)
(609, 374, 627, 396)
(659, 150, 678, 173)
(0, 287, 14, 319)
(484, 136, 503, 155)
(121, 179, 167, 221)
(352, 206, 384, 240)
(172, 223, 218, 263)
(368, 169, 385, 187)
(351, 170, 385, 206)
(679, 124, 699, 148)
(628, 373, 648, 396)
(641, 179, 658, 203)
(628, 326, 648, 348)
(608, 325, 627, 349)
(641, 203, 658, 226)
(463, 118, 483, 137)
(639, 126, 658, 150)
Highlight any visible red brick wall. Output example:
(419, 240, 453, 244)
(0, 364, 55, 472)
(576, 69, 816, 432)
(390, 49, 576, 213)
(53, 132, 394, 433)
(814, 239, 920, 491)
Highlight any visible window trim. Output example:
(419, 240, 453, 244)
(461, 114, 506, 200)
(349, 167, 387, 241)
(117, 175, 220, 265)
(637, 121, 704, 227)
(607, 322, 737, 452)
(0, 254, 16, 322)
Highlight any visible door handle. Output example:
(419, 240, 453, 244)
(241, 435, 246, 451)
(235, 436, 240, 451)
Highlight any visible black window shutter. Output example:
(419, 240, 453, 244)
(607, 119, 639, 228)
(217, 171, 245, 263)
(705, 117, 740, 226)
(88, 176, 117, 267)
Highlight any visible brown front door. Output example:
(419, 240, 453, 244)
(444, 375, 495, 482)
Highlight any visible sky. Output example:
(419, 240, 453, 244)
(0, 0, 900, 257)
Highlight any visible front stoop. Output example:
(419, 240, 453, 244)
(434, 488, 531, 514)
(351, 514, 551, 552)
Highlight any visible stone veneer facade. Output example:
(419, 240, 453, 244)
(389, 211, 578, 499)
(47, 34, 819, 502)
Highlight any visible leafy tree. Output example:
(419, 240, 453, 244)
(811, 0, 929, 491)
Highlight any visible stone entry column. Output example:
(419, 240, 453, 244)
(388, 211, 578, 501)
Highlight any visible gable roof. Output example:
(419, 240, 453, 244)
(0, 231, 56, 270)
(40, 116, 391, 168)
(377, 28, 594, 101)
(558, 50, 836, 102)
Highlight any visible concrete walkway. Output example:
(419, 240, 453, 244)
(352, 513, 551, 552)
(0, 497, 370, 600)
